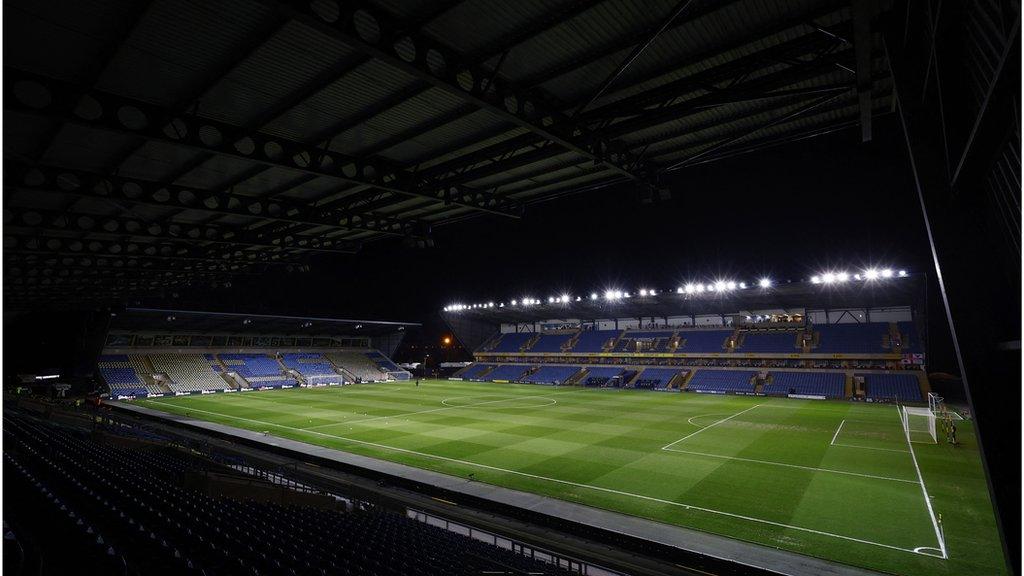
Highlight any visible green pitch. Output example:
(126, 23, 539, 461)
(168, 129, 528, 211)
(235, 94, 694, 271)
(133, 380, 1005, 575)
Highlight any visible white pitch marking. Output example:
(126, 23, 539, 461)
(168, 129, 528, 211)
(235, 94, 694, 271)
(661, 404, 761, 450)
(831, 443, 909, 454)
(898, 405, 948, 559)
(137, 400, 935, 558)
(685, 413, 736, 427)
(661, 446, 918, 484)
(305, 393, 562, 430)
(830, 419, 847, 445)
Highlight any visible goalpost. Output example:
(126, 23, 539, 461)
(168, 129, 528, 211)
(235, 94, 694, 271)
(901, 404, 937, 444)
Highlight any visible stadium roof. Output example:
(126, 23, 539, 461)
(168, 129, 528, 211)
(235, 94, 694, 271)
(5, 0, 894, 307)
(441, 274, 923, 324)
(109, 307, 419, 336)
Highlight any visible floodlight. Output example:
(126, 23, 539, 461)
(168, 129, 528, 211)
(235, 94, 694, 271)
(854, 274, 862, 280)
(881, 269, 894, 278)
(560, 294, 570, 303)
(650, 289, 657, 296)
(811, 275, 821, 284)
(499, 303, 504, 307)
(604, 290, 615, 300)
(639, 289, 648, 296)
(575, 296, 581, 301)
(864, 268, 879, 280)
(898, 270, 908, 277)
(707, 283, 717, 292)
(758, 278, 771, 288)
(548, 296, 555, 303)
(624, 292, 631, 298)
(590, 293, 598, 300)
(822, 273, 835, 284)
(488, 302, 494, 307)
(715, 280, 727, 291)
(836, 272, 849, 282)
(511, 299, 517, 305)
(739, 282, 746, 289)
(676, 287, 684, 294)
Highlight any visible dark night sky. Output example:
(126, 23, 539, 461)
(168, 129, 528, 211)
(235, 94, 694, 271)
(155, 115, 945, 364)
(212, 118, 927, 306)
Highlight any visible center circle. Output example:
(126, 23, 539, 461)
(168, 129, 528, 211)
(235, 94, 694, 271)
(441, 396, 557, 409)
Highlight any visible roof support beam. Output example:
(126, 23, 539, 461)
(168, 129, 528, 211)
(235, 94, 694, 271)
(5, 162, 416, 241)
(852, 0, 876, 141)
(4, 254, 263, 277)
(5, 68, 523, 219)
(419, 37, 853, 186)
(2, 230, 296, 266)
(3, 207, 358, 256)
(277, 0, 655, 183)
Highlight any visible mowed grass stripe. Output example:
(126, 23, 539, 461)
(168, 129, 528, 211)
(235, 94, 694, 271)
(137, 396, 928, 555)
(134, 380, 1007, 576)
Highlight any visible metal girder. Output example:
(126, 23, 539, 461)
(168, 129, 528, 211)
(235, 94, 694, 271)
(3, 230, 295, 266)
(29, 0, 156, 163)
(4, 162, 412, 241)
(602, 51, 856, 139)
(278, 0, 655, 184)
(418, 28, 852, 188)
(2, 206, 357, 256)
(4, 257, 252, 281)
(580, 30, 851, 124)
(4, 255, 260, 279)
(422, 40, 854, 187)
(852, 0, 876, 142)
(518, 0, 832, 87)
(661, 89, 856, 171)
(5, 68, 523, 219)
(573, 0, 698, 116)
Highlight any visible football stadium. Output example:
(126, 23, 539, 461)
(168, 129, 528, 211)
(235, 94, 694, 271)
(2, 0, 1019, 575)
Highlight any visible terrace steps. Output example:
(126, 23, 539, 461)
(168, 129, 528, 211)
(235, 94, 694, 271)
(604, 331, 626, 352)
(564, 368, 588, 386)
(521, 334, 541, 352)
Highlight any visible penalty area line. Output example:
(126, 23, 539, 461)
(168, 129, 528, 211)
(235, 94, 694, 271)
(830, 419, 846, 445)
(144, 402, 935, 559)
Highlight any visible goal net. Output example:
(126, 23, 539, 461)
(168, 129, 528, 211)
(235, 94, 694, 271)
(902, 405, 937, 444)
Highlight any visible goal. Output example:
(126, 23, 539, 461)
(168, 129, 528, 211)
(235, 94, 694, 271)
(901, 405, 937, 444)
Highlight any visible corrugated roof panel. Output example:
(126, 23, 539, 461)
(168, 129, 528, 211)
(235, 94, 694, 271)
(541, 1, 846, 107)
(42, 124, 141, 173)
(464, 150, 587, 188)
(327, 86, 472, 161)
(4, 0, 137, 81)
(266, 59, 422, 146)
(117, 141, 208, 182)
(2, 113, 62, 158)
(171, 155, 256, 188)
(399, 121, 525, 169)
(586, 8, 848, 110)
(645, 91, 864, 163)
(617, 66, 852, 147)
(424, 0, 569, 54)
(95, 0, 277, 106)
(506, 166, 615, 197)
(229, 167, 311, 197)
(362, 107, 513, 164)
(197, 21, 357, 128)
(497, 0, 681, 88)
(278, 178, 346, 202)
